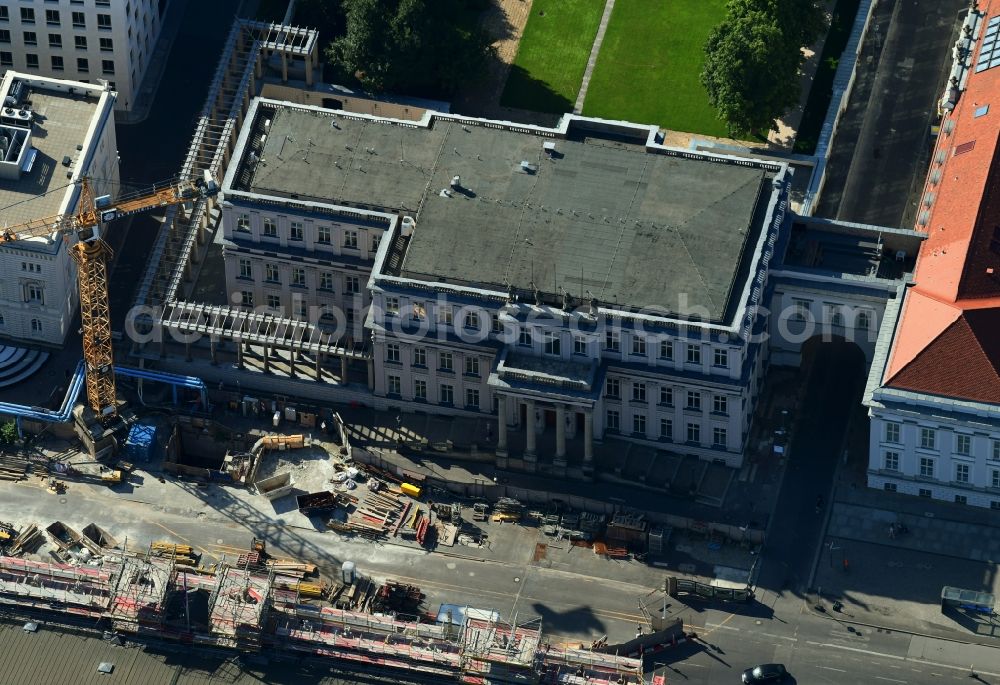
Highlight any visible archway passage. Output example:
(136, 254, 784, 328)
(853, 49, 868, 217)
(757, 335, 867, 594)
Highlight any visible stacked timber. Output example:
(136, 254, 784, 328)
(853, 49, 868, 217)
(8, 524, 43, 555)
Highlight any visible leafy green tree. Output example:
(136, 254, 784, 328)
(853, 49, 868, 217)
(0, 421, 16, 445)
(326, 0, 493, 96)
(701, 0, 827, 136)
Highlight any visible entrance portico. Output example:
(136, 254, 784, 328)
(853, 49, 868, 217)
(489, 350, 603, 476)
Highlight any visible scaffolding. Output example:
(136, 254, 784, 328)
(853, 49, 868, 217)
(0, 556, 115, 618)
(539, 646, 643, 685)
(207, 564, 271, 650)
(106, 551, 174, 634)
(461, 615, 542, 682)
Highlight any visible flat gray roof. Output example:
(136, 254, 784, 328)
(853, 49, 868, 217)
(0, 89, 99, 228)
(234, 104, 777, 320)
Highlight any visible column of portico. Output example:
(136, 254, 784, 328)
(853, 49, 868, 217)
(524, 399, 537, 461)
(554, 404, 567, 465)
(496, 398, 508, 455)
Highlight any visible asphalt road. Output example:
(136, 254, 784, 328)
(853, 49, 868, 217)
(755, 340, 866, 595)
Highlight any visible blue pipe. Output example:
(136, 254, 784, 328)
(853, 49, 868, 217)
(0, 362, 209, 423)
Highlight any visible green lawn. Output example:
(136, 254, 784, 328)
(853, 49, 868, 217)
(500, 0, 606, 113)
(581, 0, 730, 137)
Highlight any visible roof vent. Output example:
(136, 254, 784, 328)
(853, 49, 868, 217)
(401, 216, 415, 237)
(450, 175, 461, 188)
(917, 209, 931, 226)
(543, 141, 556, 155)
(934, 149, 947, 165)
(943, 119, 955, 135)
(520, 160, 538, 174)
(930, 169, 942, 185)
(923, 192, 935, 207)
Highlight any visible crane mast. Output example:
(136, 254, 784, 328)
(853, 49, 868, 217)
(0, 173, 219, 419)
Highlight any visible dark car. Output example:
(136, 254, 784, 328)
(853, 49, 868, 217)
(741, 663, 787, 683)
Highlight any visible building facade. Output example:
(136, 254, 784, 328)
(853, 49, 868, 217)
(864, 2, 1000, 508)
(0, 71, 118, 344)
(0, 0, 168, 112)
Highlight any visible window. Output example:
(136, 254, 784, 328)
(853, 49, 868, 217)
(45, 9, 60, 26)
(0, 30, 8, 44)
(21, 8, 35, 25)
(884, 422, 900, 444)
(438, 305, 453, 326)
(26, 53, 38, 68)
(414, 379, 427, 401)
(466, 388, 480, 409)
(687, 423, 701, 444)
(410, 347, 426, 367)
(267, 294, 281, 310)
(99, 37, 113, 52)
(97, 14, 111, 30)
(828, 307, 844, 327)
(319, 272, 333, 292)
(659, 340, 673, 361)
(519, 328, 532, 346)
(76, 57, 88, 72)
(713, 395, 728, 415)
(289, 221, 303, 241)
(713, 348, 729, 368)
(265, 263, 280, 283)
(632, 382, 646, 402)
(251, 217, 273, 238)
(72, 11, 85, 28)
(606, 378, 620, 399)
(238, 258, 252, 279)
(384, 297, 399, 316)
(439, 352, 453, 372)
(918, 488, 931, 498)
(686, 391, 701, 411)
(30, 319, 41, 333)
(48, 33, 61, 48)
(993, 469, 1000, 489)
(0, 52, 10, 67)
(633, 414, 646, 435)
(0, 8, 7, 22)
(955, 463, 970, 483)
(883, 483, 897, 493)
(660, 418, 672, 439)
(993, 440, 1000, 461)
(544, 331, 561, 355)
(290, 268, 305, 287)
(713, 427, 727, 448)
(857, 311, 871, 331)
(25, 284, 43, 304)
(659, 386, 673, 406)
(385, 343, 400, 363)
(605, 329, 620, 352)
(50, 55, 63, 70)
(387, 375, 401, 396)
(102, 59, 115, 75)
(23, 31, 36, 46)
(686, 344, 701, 364)
(606, 410, 620, 431)
(343, 275, 359, 294)
(344, 230, 358, 249)
(919, 457, 935, 478)
(439, 384, 454, 405)
(235, 214, 250, 233)
(96, 0, 110, 6)
(240, 291, 253, 307)
(492, 314, 503, 334)
(920, 427, 936, 450)
(955, 495, 968, 505)
(883, 451, 900, 471)
(465, 356, 479, 376)
(956, 434, 971, 456)
(792, 300, 810, 322)
(371, 234, 381, 252)
(631, 336, 646, 355)
(316, 225, 331, 244)
(294, 300, 307, 318)
(992, 500, 1000, 510)
(464, 311, 480, 329)
(74, 35, 86, 51)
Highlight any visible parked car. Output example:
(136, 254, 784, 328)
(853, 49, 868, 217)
(742, 663, 788, 683)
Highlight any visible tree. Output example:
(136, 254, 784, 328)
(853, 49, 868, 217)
(326, 0, 493, 96)
(701, 0, 827, 135)
(0, 421, 16, 445)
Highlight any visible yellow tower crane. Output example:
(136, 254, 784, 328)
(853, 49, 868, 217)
(0, 172, 219, 419)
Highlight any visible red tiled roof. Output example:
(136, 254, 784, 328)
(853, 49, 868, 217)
(884, 0, 1000, 403)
